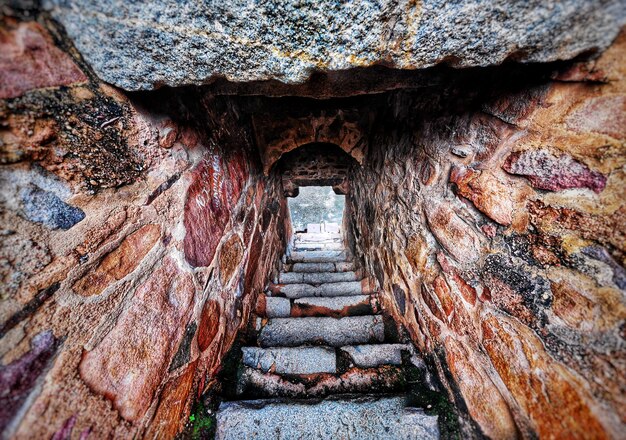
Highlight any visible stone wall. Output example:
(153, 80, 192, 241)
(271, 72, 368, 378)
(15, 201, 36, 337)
(347, 32, 626, 439)
(0, 14, 287, 439)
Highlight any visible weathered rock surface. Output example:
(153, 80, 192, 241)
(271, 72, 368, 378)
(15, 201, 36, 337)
(78, 258, 194, 422)
(242, 347, 336, 375)
(259, 316, 385, 347)
(287, 250, 347, 263)
(288, 261, 355, 272)
(278, 270, 358, 284)
(503, 149, 607, 193)
(340, 344, 408, 368)
(73, 224, 160, 296)
(269, 280, 365, 299)
(0, 19, 87, 99)
(216, 395, 439, 440)
(237, 365, 406, 399)
(44, 0, 624, 90)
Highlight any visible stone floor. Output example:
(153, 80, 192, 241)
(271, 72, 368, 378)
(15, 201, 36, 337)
(215, 233, 440, 439)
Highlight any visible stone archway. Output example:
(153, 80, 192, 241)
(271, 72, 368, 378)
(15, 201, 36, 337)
(252, 109, 368, 174)
(273, 142, 359, 197)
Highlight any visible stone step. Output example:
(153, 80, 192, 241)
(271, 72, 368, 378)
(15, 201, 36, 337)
(260, 295, 375, 318)
(216, 395, 440, 440)
(268, 280, 368, 299)
(296, 232, 342, 242)
(278, 271, 358, 284)
(292, 242, 344, 251)
(237, 364, 406, 399)
(241, 344, 408, 376)
(242, 346, 336, 374)
(341, 344, 410, 368)
(285, 261, 355, 273)
(287, 250, 348, 263)
(258, 315, 385, 347)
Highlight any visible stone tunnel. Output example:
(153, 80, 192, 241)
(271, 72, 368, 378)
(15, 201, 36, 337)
(0, 1, 625, 439)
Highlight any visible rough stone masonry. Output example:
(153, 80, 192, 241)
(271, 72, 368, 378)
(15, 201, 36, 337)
(0, 1, 625, 439)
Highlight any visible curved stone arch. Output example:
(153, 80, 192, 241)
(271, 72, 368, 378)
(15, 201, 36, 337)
(272, 142, 360, 197)
(253, 110, 367, 174)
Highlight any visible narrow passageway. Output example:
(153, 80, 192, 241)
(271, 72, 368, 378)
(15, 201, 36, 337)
(2, 5, 624, 438)
(215, 228, 441, 439)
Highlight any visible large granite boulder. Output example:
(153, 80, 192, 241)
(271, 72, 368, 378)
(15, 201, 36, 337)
(44, 0, 624, 90)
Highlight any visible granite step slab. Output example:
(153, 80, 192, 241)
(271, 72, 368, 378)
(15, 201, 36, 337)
(215, 395, 439, 440)
(287, 250, 348, 263)
(292, 242, 344, 251)
(278, 271, 358, 284)
(259, 295, 375, 318)
(340, 344, 410, 368)
(242, 346, 336, 375)
(286, 261, 355, 273)
(258, 315, 385, 347)
(296, 232, 342, 242)
(268, 281, 367, 299)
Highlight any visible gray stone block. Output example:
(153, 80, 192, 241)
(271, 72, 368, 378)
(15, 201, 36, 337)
(272, 281, 363, 299)
(279, 271, 358, 284)
(242, 346, 336, 374)
(216, 395, 439, 440)
(294, 295, 371, 314)
(258, 316, 384, 347)
(340, 344, 410, 368)
(288, 250, 348, 263)
(265, 297, 291, 318)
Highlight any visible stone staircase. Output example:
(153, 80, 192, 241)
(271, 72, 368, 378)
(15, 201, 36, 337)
(215, 233, 440, 440)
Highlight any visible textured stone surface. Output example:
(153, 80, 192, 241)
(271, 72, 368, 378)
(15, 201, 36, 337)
(503, 149, 607, 193)
(279, 271, 358, 284)
(183, 154, 247, 267)
(287, 250, 347, 263)
(45, 1, 624, 90)
(216, 395, 439, 440)
(0, 331, 58, 433)
(242, 347, 336, 375)
(482, 314, 608, 438)
(263, 296, 291, 318)
(19, 185, 85, 230)
(269, 280, 364, 299)
(1, 8, 624, 439)
(258, 316, 385, 347)
(73, 224, 160, 296)
(237, 365, 406, 399)
(0, 19, 87, 99)
(78, 258, 194, 421)
(346, 34, 626, 438)
(292, 295, 373, 318)
(340, 344, 408, 368)
(289, 262, 355, 272)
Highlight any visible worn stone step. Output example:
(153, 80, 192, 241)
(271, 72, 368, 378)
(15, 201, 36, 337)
(286, 261, 355, 273)
(237, 364, 405, 399)
(292, 242, 344, 251)
(258, 295, 375, 318)
(340, 344, 410, 368)
(278, 271, 358, 284)
(216, 395, 439, 440)
(242, 346, 336, 375)
(258, 315, 385, 347)
(293, 295, 374, 318)
(268, 280, 368, 299)
(296, 232, 342, 242)
(287, 250, 348, 263)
